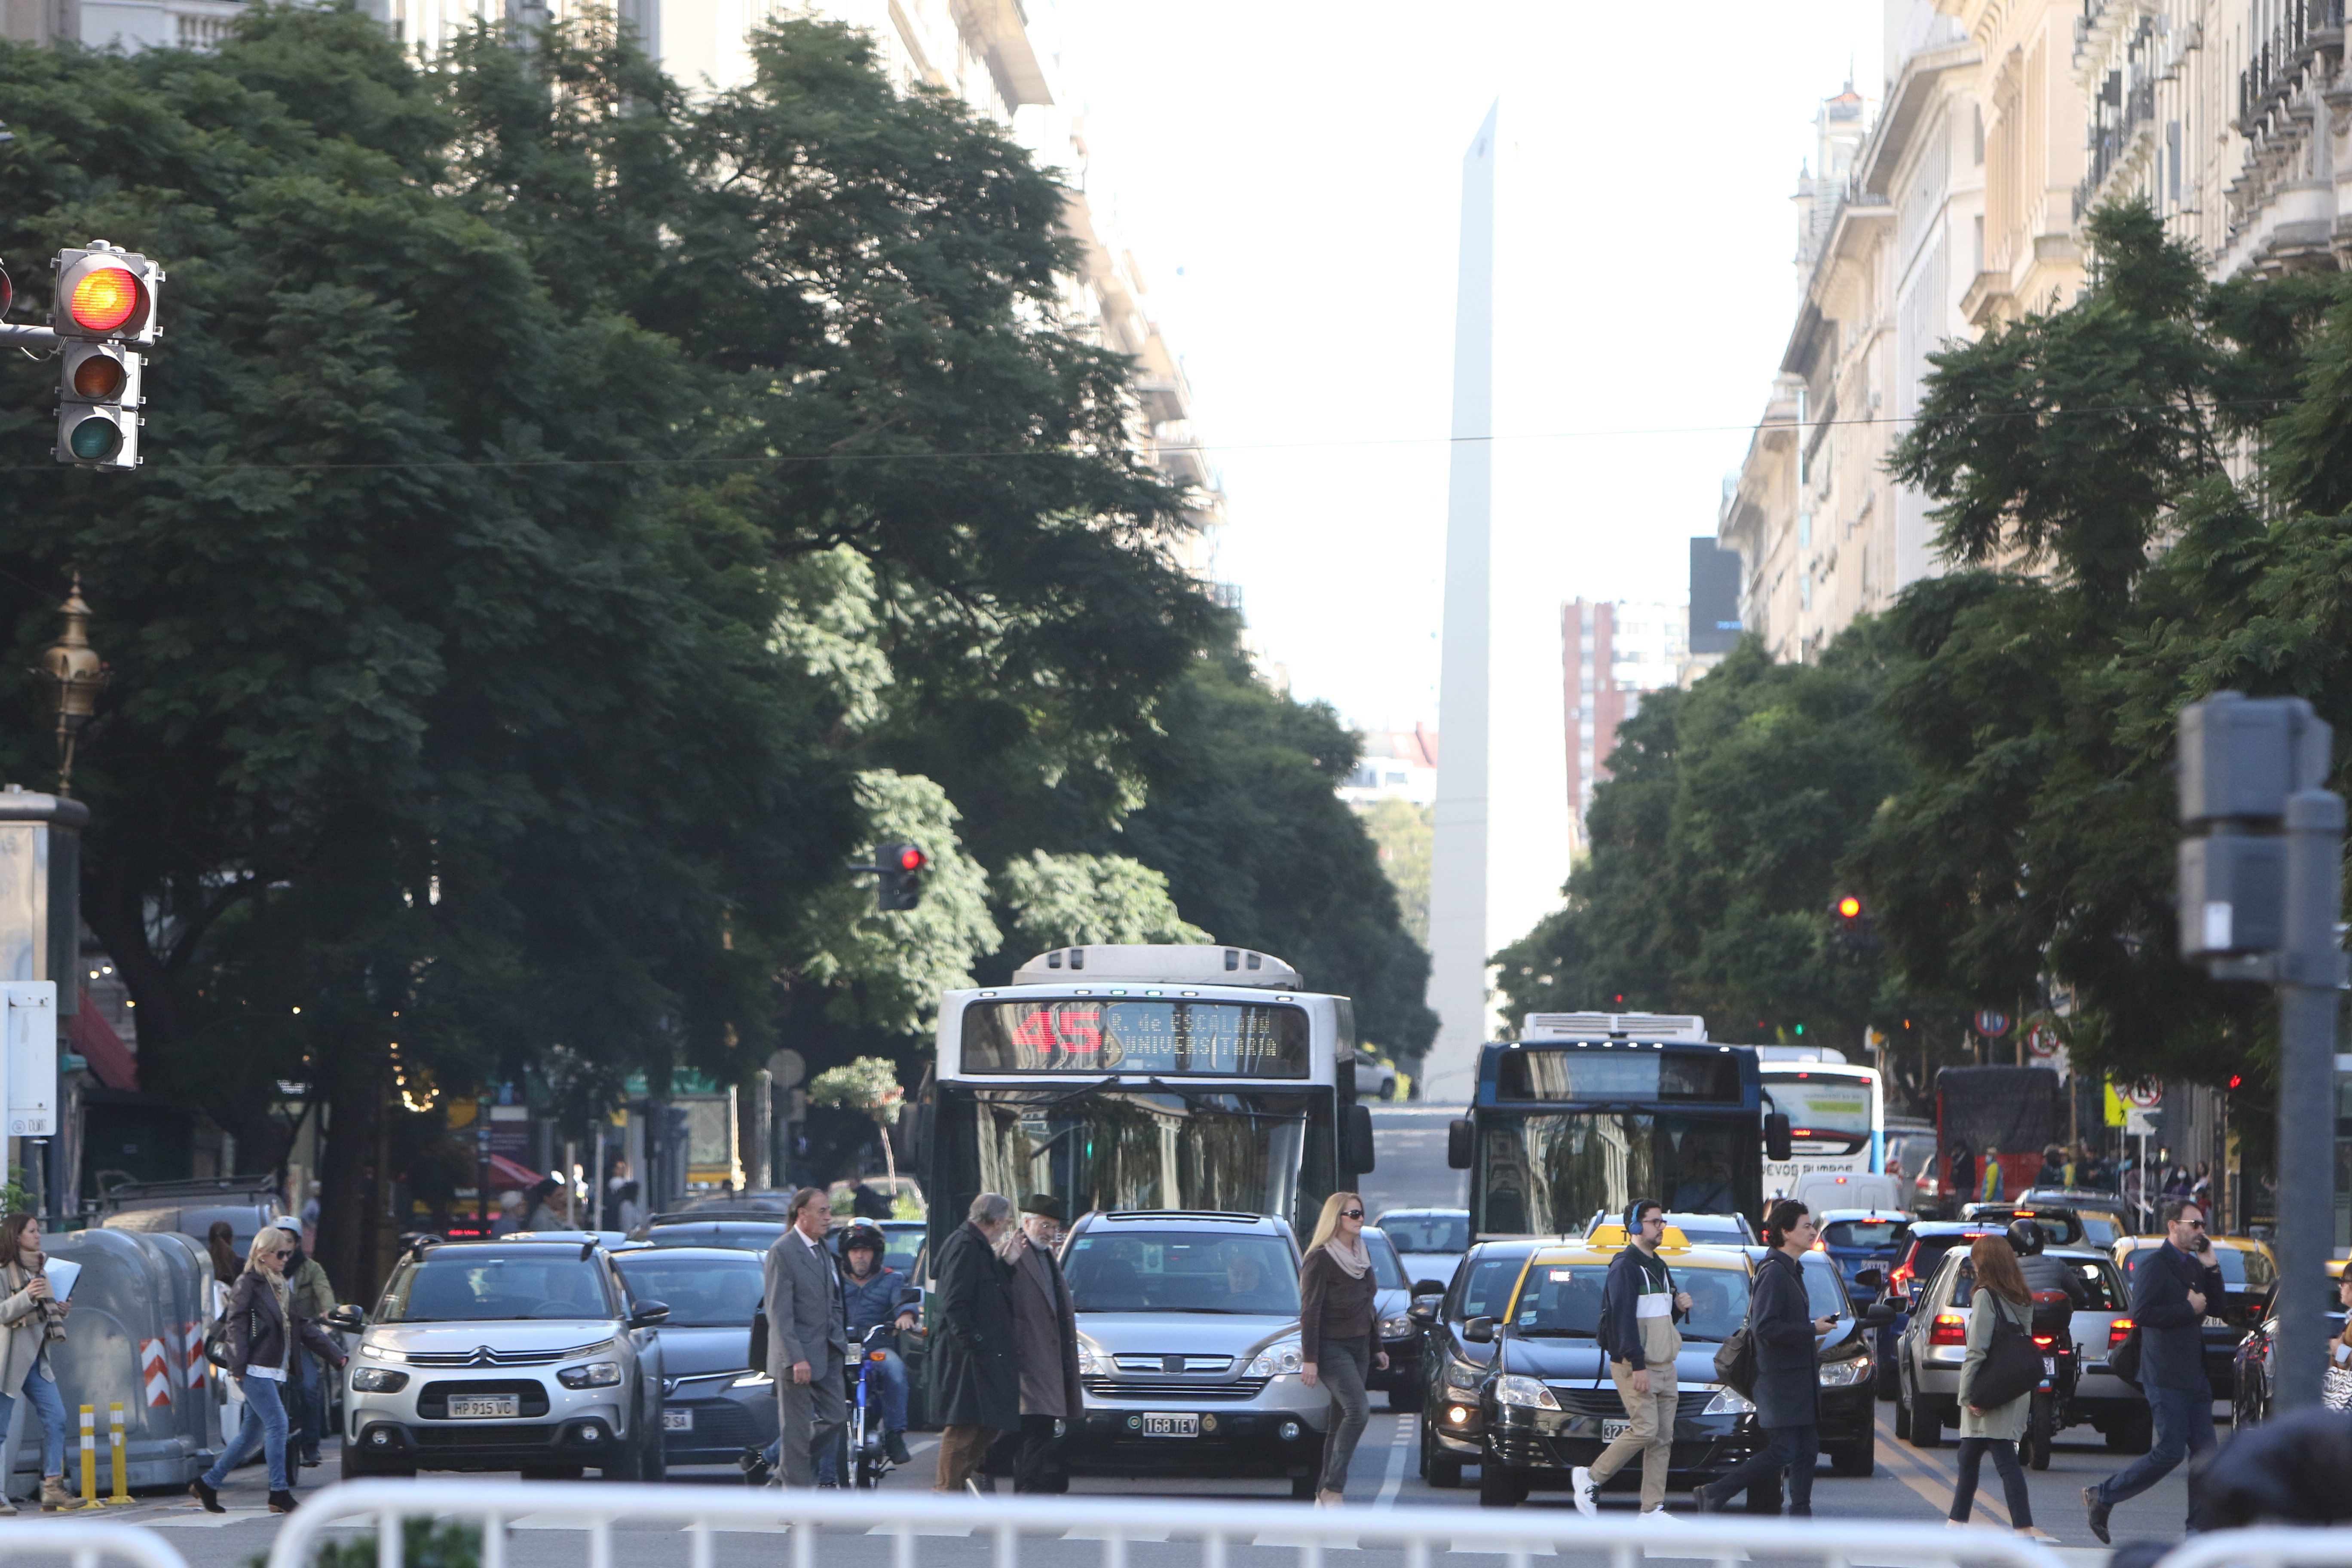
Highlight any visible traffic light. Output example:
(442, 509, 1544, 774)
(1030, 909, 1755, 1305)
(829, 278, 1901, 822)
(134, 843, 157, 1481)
(52, 242, 163, 470)
(1829, 892, 1879, 953)
(876, 843, 925, 911)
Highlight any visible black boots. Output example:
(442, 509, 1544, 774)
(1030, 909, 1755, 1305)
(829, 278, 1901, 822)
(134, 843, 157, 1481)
(190, 1478, 224, 1514)
(269, 1490, 299, 1515)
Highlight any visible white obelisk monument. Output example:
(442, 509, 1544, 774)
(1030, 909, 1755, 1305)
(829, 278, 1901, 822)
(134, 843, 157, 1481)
(1422, 101, 1574, 1103)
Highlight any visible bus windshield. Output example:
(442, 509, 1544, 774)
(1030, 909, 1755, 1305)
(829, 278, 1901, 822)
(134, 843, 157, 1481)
(932, 1082, 1333, 1231)
(1476, 1112, 1761, 1236)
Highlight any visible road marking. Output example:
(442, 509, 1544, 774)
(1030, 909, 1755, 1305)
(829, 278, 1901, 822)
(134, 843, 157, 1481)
(144, 1509, 275, 1528)
(1376, 1413, 1413, 1507)
(1869, 1411, 2011, 1528)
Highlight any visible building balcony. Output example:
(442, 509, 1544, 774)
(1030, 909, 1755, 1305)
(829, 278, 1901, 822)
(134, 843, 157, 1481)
(2238, 0, 2345, 138)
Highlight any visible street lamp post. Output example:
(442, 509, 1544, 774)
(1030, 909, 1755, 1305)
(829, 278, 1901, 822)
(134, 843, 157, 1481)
(29, 575, 109, 798)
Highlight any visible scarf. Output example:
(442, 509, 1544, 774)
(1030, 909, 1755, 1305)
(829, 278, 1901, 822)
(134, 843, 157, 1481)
(15, 1254, 66, 1344)
(1321, 1233, 1370, 1280)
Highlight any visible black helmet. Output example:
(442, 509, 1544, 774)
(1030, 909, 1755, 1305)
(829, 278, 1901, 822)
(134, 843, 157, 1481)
(841, 1222, 887, 1262)
(2006, 1219, 2045, 1257)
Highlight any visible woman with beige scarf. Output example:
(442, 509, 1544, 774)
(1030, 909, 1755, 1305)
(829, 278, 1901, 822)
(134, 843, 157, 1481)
(0, 1212, 74, 1512)
(1297, 1191, 1386, 1506)
(190, 1227, 344, 1516)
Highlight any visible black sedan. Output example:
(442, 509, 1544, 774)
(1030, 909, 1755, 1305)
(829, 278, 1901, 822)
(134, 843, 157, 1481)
(1415, 1239, 1546, 1489)
(611, 1246, 777, 1468)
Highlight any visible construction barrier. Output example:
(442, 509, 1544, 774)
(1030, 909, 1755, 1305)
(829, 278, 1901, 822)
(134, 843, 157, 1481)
(2163, 1530, 2352, 1568)
(0, 1516, 191, 1568)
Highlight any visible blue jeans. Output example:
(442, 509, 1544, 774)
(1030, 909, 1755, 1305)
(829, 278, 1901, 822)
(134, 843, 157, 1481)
(0, 1362, 67, 1479)
(1703, 1424, 1818, 1514)
(2095, 1381, 2214, 1516)
(805, 1350, 909, 1483)
(205, 1375, 289, 1493)
(295, 1354, 329, 1461)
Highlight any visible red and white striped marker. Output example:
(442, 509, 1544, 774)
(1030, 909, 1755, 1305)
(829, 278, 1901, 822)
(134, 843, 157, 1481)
(138, 1338, 172, 1407)
(180, 1320, 205, 1389)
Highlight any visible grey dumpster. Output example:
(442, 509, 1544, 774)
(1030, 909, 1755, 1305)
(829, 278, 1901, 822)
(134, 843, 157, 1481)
(8, 1227, 217, 1491)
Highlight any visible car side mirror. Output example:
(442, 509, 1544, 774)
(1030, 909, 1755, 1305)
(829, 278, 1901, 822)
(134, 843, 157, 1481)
(1853, 1267, 1884, 1292)
(1764, 1113, 1792, 1164)
(629, 1299, 671, 1328)
(1409, 1294, 1442, 1327)
(1412, 1279, 1449, 1297)
(1461, 1316, 1496, 1344)
(1447, 1118, 1473, 1170)
(325, 1305, 365, 1334)
(1862, 1302, 1899, 1328)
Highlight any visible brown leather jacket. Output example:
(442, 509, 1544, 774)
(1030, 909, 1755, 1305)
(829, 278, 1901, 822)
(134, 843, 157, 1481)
(221, 1270, 344, 1379)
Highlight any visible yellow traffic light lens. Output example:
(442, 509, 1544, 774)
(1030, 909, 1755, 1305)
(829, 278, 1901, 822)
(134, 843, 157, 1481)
(69, 267, 140, 333)
(1836, 896, 1862, 919)
(68, 416, 122, 461)
(72, 355, 126, 400)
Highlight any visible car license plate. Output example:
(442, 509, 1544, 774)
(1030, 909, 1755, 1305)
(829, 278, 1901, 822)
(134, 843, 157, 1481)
(1140, 1413, 1199, 1438)
(1601, 1419, 1631, 1441)
(2043, 1357, 2057, 1376)
(447, 1396, 519, 1419)
(663, 1409, 692, 1432)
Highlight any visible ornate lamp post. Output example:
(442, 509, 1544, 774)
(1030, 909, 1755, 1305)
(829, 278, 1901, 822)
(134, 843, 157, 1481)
(29, 574, 108, 797)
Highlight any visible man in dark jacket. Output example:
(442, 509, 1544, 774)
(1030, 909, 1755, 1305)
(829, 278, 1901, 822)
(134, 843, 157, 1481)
(1694, 1200, 1838, 1516)
(931, 1192, 1020, 1492)
(2085, 1200, 2226, 1541)
(990, 1194, 1082, 1491)
(1574, 1200, 1693, 1516)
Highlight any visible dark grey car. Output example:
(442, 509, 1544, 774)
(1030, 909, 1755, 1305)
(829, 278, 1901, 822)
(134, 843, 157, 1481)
(613, 1246, 776, 1467)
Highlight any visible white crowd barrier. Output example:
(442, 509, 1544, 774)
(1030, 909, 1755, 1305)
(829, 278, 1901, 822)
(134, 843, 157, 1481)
(258, 1480, 2078, 1568)
(0, 1517, 194, 1568)
(2162, 1530, 2352, 1568)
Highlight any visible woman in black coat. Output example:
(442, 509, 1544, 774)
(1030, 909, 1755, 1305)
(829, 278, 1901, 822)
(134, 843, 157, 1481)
(1694, 1199, 1838, 1516)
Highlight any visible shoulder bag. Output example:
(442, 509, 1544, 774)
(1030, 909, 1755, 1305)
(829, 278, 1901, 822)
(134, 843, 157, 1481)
(1966, 1296, 2044, 1410)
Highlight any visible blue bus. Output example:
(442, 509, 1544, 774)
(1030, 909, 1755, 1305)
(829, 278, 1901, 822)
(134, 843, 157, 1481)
(1445, 1014, 1791, 1239)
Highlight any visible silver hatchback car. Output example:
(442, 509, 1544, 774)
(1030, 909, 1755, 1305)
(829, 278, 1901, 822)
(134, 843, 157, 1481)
(333, 1237, 671, 1480)
(1064, 1210, 1330, 1498)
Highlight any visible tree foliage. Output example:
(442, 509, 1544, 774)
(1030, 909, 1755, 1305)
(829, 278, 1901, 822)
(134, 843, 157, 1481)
(995, 852, 1210, 956)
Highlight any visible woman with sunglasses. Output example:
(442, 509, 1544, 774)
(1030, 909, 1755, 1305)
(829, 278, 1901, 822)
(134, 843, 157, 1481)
(190, 1227, 346, 1516)
(1298, 1191, 1387, 1505)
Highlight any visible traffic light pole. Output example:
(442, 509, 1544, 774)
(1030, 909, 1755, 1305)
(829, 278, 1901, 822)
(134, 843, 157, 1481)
(0, 325, 57, 349)
(2272, 787, 2343, 1413)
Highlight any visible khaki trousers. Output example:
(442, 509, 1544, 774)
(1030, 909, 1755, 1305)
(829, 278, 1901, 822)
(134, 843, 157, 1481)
(934, 1423, 1000, 1491)
(1587, 1313, 1680, 1510)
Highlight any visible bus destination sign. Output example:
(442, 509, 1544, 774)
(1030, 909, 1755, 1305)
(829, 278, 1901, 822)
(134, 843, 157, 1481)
(962, 999, 1310, 1077)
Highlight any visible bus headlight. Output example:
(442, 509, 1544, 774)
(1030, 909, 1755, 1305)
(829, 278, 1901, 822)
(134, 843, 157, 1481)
(1248, 1339, 1304, 1378)
(1492, 1375, 1559, 1410)
(1818, 1359, 1871, 1387)
(1702, 1385, 1756, 1415)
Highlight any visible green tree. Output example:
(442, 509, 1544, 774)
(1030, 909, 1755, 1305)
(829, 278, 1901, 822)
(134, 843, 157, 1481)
(808, 1055, 907, 1188)
(1357, 799, 1432, 948)
(995, 851, 1210, 956)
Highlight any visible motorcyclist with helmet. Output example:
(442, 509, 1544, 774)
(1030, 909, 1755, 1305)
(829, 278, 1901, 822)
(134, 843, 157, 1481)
(2007, 1220, 2089, 1310)
(831, 1222, 918, 1471)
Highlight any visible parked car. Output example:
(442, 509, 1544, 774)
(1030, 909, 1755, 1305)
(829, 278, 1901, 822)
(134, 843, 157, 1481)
(1816, 1209, 1911, 1308)
(1875, 1219, 2008, 1398)
(1350, 1052, 1399, 1101)
(2231, 1259, 2350, 1427)
(1892, 1242, 2145, 1454)
(610, 1245, 775, 1468)
(95, 1176, 288, 1256)
(1062, 1210, 1328, 1498)
(333, 1236, 670, 1481)
(1376, 1208, 1470, 1287)
(2113, 1233, 2277, 1402)
(1416, 1239, 1546, 1488)
(1363, 1227, 1426, 1411)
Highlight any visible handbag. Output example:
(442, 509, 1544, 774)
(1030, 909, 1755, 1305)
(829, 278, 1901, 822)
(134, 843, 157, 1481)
(1713, 1325, 1757, 1399)
(2107, 1323, 2143, 1389)
(1966, 1297, 2044, 1410)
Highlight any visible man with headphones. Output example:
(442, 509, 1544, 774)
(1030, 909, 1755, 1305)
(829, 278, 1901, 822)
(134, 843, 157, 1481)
(1574, 1199, 1694, 1517)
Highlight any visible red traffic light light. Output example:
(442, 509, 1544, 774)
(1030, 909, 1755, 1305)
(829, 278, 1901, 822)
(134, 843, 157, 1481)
(1835, 895, 1862, 919)
(68, 267, 141, 333)
(897, 846, 925, 872)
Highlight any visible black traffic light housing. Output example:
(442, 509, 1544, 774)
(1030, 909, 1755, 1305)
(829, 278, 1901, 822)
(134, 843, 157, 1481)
(1828, 892, 1880, 954)
(876, 842, 925, 911)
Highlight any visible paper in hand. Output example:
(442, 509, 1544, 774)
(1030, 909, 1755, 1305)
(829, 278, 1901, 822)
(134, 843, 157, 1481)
(42, 1259, 80, 1301)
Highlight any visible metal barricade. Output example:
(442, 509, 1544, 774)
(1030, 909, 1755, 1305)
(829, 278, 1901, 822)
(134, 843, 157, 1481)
(0, 1517, 191, 1568)
(2163, 1531, 2352, 1568)
(263, 1479, 2076, 1568)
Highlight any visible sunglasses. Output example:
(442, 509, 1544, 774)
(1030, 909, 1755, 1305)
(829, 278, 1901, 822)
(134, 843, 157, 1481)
(1340, 1210, 1364, 1220)
(2184, 1220, 2208, 1230)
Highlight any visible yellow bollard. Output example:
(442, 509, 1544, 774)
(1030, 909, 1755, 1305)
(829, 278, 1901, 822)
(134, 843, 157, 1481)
(76, 1405, 95, 1507)
(104, 1403, 131, 1504)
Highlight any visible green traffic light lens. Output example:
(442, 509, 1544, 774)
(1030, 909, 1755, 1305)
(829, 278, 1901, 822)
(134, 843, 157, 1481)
(68, 416, 122, 461)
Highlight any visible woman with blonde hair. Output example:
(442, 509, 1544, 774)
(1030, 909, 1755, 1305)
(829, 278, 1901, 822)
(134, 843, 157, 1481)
(190, 1227, 345, 1516)
(1948, 1235, 2043, 1534)
(1297, 1191, 1386, 1505)
(0, 1212, 74, 1512)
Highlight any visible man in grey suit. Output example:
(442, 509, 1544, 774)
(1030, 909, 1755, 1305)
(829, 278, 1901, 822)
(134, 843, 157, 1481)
(763, 1187, 847, 1487)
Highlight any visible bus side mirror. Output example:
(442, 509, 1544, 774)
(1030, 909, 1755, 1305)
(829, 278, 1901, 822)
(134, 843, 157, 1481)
(1344, 1104, 1377, 1174)
(1447, 1118, 1473, 1170)
(1764, 1113, 1792, 1164)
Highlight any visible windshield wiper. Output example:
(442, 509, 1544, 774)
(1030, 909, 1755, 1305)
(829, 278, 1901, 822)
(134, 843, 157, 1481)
(986, 1077, 1120, 1112)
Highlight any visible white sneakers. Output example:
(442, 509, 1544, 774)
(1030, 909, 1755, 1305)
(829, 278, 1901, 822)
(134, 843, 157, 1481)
(1641, 1510, 1679, 1522)
(1570, 1467, 1598, 1517)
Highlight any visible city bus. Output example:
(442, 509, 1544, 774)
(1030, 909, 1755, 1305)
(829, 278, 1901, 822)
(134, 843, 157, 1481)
(1444, 1013, 1789, 1239)
(915, 944, 1377, 1259)
(1755, 1049, 1885, 1197)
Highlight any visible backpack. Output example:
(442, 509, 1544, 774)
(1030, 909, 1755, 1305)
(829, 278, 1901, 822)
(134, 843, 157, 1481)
(1712, 1324, 1757, 1398)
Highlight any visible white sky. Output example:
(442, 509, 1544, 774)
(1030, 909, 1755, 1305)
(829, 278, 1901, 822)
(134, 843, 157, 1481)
(1056, 3, 1888, 732)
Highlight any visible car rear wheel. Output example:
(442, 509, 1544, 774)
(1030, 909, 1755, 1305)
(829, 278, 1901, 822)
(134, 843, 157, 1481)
(1477, 1459, 1526, 1507)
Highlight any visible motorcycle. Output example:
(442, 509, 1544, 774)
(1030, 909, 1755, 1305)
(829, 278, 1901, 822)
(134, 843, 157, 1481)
(842, 1321, 900, 1489)
(2021, 1289, 2082, 1471)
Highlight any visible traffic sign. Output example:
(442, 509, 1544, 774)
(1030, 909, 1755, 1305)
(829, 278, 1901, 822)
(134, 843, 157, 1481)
(2124, 1081, 2163, 1109)
(2024, 1022, 2060, 1058)
(1974, 1009, 2011, 1038)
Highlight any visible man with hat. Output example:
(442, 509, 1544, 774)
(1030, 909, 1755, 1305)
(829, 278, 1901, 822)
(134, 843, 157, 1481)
(992, 1193, 1082, 1493)
(279, 1216, 339, 1468)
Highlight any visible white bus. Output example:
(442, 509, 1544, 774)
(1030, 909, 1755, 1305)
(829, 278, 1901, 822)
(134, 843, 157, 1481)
(914, 944, 1376, 1258)
(1756, 1048, 1884, 1197)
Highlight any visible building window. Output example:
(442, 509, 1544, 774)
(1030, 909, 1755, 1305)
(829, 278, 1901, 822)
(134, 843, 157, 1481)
(1798, 511, 1812, 550)
(1973, 214, 1985, 274)
(2167, 121, 2181, 205)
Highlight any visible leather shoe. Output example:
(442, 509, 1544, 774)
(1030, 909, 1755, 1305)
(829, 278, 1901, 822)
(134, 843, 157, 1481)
(2084, 1486, 2112, 1545)
(1690, 1485, 1722, 1514)
(884, 1431, 913, 1467)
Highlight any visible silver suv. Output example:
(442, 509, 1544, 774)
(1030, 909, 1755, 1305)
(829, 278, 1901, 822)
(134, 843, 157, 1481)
(333, 1237, 670, 1480)
(1063, 1210, 1329, 1499)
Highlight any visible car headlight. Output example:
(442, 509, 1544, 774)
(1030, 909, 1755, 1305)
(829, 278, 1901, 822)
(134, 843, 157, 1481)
(1248, 1340, 1304, 1378)
(348, 1367, 409, 1393)
(1819, 1359, 1871, 1387)
(359, 1342, 406, 1363)
(1379, 1316, 1412, 1339)
(1444, 1358, 1482, 1392)
(1702, 1384, 1756, 1415)
(730, 1370, 773, 1389)
(1076, 1345, 1112, 1377)
(1492, 1375, 1559, 1410)
(557, 1361, 623, 1389)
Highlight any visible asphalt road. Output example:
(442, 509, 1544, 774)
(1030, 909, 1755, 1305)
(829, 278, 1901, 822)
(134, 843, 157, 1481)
(107, 1404, 2198, 1568)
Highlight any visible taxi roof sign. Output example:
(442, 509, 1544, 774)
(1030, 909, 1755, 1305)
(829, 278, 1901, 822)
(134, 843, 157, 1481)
(1584, 1223, 1691, 1250)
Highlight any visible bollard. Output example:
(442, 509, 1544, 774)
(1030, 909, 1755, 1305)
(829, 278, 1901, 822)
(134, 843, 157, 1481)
(76, 1405, 95, 1507)
(105, 1403, 131, 1504)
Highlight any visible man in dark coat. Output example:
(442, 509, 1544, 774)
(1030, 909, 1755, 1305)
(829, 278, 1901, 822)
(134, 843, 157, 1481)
(931, 1191, 1020, 1492)
(989, 1193, 1083, 1492)
(2085, 1199, 2227, 1541)
(1694, 1200, 1838, 1516)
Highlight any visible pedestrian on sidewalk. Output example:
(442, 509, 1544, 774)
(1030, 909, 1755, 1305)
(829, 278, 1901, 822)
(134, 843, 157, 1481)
(761, 1188, 846, 1488)
(1573, 1199, 1692, 1519)
(190, 1226, 346, 1516)
(1947, 1235, 2041, 1535)
(992, 1194, 1081, 1491)
(2084, 1199, 2225, 1542)
(1693, 1199, 1836, 1516)
(1299, 1190, 1387, 1506)
(280, 1217, 338, 1470)
(0, 1213, 74, 1513)
(931, 1192, 1019, 1493)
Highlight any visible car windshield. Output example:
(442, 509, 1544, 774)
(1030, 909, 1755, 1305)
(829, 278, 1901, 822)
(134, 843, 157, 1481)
(1066, 1231, 1300, 1315)
(1669, 1214, 1754, 1244)
(1824, 1220, 1904, 1250)
(1453, 1250, 1533, 1321)
(2122, 1244, 2276, 1290)
(1953, 1256, 2126, 1312)
(381, 1254, 612, 1321)
(1510, 1260, 1751, 1341)
(1379, 1212, 1469, 1253)
(1364, 1231, 1408, 1290)
(613, 1253, 766, 1327)
(1800, 1255, 1847, 1319)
